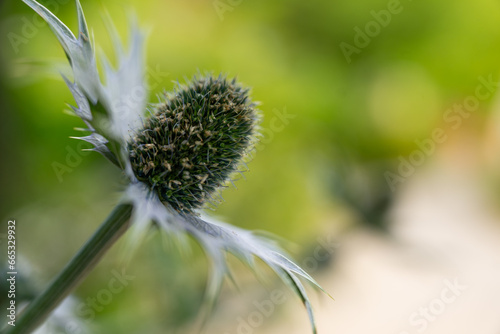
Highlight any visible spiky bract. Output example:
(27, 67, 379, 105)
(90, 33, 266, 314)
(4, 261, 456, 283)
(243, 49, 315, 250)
(128, 75, 258, 214)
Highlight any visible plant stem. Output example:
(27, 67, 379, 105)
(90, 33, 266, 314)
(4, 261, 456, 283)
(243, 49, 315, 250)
(7, 203, 133, 334)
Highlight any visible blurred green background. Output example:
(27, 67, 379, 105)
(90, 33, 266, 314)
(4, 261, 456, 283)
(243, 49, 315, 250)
(3, 0, 500, 333)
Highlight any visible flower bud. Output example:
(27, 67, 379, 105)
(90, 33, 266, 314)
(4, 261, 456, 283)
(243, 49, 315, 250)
(129, 75, 259, 213)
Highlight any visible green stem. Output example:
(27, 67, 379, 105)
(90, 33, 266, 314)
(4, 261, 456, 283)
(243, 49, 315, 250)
(7, 203, 133, 334)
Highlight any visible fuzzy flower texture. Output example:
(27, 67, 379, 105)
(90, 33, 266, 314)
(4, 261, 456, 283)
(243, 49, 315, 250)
(23, 0, 328, 332)
(129, 76, 257, 214)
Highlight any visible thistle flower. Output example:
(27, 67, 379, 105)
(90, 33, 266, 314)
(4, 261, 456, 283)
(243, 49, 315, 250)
(13, 1, 329, 333)
(128, 75, 258, 214)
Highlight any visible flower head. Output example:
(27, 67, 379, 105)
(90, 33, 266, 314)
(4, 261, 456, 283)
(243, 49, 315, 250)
(22, 0, 329, 332)
(129, 75, 259, 214)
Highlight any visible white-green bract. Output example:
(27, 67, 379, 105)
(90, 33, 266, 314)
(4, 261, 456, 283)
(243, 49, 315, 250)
(22, 0, 328, 332)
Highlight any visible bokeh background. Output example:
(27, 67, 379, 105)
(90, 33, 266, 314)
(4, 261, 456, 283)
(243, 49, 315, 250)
(2, 0, 500, 333)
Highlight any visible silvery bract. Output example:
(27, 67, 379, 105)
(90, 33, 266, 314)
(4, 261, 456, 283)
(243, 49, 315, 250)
(22, 0, 327, 332)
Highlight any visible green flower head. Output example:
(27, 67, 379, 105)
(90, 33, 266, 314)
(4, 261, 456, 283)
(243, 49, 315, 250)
(129, 75, 259, 213)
